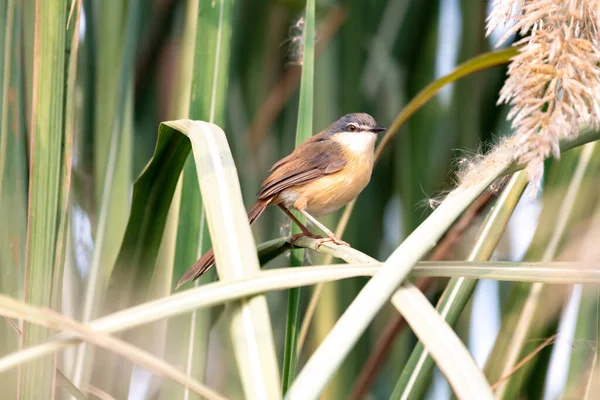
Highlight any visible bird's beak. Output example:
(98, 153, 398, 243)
(370, 126, 387, 133)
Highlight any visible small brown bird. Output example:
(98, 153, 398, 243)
(177, 113, 385, 288)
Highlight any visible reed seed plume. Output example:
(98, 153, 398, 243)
(284, 16, 306, 65)
(486, 0, 600, 187)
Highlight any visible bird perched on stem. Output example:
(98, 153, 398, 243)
(177, 113, 385, 288)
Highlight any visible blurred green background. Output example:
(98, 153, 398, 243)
(3, 0, 599, 399)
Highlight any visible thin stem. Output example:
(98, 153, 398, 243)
(3, 260, 600, 376)
(282, 0, 316, 393)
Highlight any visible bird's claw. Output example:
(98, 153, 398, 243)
(290, 232, 323, 247)
(289, 233, 350, 249)
(314, 236, 350, 249)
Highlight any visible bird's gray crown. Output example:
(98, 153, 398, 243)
(317, 113, 386, 138)
(329, 113, 378, 133)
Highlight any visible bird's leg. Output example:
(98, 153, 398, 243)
(277, 204, 323, 244)
(298, 209, 350, 248)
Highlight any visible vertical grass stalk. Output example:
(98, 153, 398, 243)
(160, 0, 224, 397)
(282, 0, 315, 394)
(19, 0, 68, 397)
(80, 0, 140, 394)
(0, 0, 24, 396)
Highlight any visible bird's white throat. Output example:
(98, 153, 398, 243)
(334, 131, 377, 154)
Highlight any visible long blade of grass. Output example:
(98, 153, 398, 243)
(391, 171, 529, 399)
(0, 0, 25, 396)
(52, 0, 80, 382)
(374, 47, 519, 160)
(4, 258, 600, 376)
(158, 0, 207, 398)
(163, 120, 281, 399)
(0, 298, 226, 400)
(282, 0, 316, 394)
(0, 0, 10, 191)
(162, 0, 236, 397)
(94, 110, 189, 397)
(75, 0, 140, 392)
(53, 0, 80, 311)
(19, 0, 68, 397)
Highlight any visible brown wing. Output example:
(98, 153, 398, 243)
(257, 134, 346, 199)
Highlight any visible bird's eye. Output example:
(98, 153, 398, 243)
(348, 124, 358, 132)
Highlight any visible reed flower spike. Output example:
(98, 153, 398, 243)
(486, 0, 600, 186)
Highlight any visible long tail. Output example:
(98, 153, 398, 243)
(176, 198, 271, 288)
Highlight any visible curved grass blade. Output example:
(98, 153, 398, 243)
(163, 119, 280, 399)
(391, 171, 529, 399)
(95, 112, 188, 397)
(151, 0, 199, 398)
(4, 258, 600, 376)
(390, 284, 494, 399)
(103, 124, 191, 309)
(161, 0, 234, 397)
(374, 47, 519, 160)
(0, 297, 226, 400)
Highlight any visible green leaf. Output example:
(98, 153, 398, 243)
(104, 125, 191, 311)
(161, 0, 234, 397)
(20, 0, 68, 397)
(53, 0, 81, 312)
(0, 0, 25, 396)
(75, 0, 139, 392)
